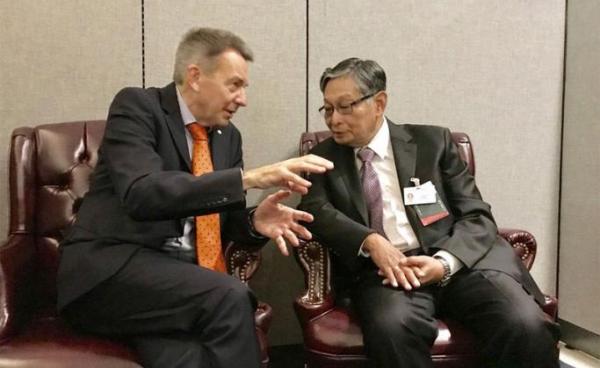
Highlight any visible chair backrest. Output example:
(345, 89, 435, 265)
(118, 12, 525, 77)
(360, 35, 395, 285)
(8, 120, 106, 306)
(299, 130, 476, 176)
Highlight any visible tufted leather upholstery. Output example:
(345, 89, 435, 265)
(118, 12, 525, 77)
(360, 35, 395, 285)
(294, 130, 558, 368)
(0, 120, 272, 367)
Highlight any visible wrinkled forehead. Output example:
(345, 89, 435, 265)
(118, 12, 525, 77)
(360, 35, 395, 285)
(323, 76, 361, 103)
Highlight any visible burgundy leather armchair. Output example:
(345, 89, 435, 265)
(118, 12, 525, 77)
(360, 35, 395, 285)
(294, 130, 558, 368)
(0, 120, 272, 367)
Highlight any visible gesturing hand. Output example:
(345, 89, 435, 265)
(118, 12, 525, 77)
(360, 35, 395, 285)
(243, 154, 334, 194)
(364, 233, 424, 290)
(253, 190, 314, 256)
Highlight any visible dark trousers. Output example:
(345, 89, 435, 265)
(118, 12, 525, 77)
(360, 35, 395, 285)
(62, 248, 261, 368)
(352, 268, 560, 368)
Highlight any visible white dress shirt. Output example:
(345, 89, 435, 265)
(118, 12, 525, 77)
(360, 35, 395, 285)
(356, 118, 463, 275)
(160, 87, 199, 257)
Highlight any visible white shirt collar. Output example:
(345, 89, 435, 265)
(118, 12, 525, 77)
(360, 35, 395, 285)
(355, 117, 390, 160)
(175, 86, 196, 126)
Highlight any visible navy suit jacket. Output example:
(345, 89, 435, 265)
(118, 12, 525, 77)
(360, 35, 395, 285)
(298, 121, 544, 304)
(57, 83, 264, 310)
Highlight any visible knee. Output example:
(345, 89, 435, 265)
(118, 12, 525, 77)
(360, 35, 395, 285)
(499, 309, 558, 349)
(219, 279, 257, 312)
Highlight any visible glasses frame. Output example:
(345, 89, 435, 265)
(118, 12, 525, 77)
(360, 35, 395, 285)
(318, 92, 377, 118)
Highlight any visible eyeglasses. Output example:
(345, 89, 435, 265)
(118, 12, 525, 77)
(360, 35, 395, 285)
(318, 92, 377, 118)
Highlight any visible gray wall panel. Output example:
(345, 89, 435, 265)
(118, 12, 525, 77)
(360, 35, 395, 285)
(309, 0, 565, 294)
(144, 0, 307, 345)
(560, 0, 600, 337)
(0, 1, 142, 236)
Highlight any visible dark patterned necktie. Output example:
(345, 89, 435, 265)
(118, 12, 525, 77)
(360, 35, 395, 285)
(358, 147, 386, 237)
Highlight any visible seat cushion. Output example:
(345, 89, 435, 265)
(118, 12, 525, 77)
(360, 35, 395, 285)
(0, 314, 140, 368)
(0, 303, 273, 368)
(304, 306, 479, 358)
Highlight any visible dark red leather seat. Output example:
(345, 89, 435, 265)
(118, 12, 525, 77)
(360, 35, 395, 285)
(293, 130, 558, 368)
(0, 120, 272, 367)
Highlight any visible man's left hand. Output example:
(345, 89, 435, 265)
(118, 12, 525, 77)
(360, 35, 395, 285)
(253, 190, 314, 256)
(379, 255, 445, 287)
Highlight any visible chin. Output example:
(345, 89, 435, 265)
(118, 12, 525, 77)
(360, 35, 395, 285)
(333, 135, 354, 146)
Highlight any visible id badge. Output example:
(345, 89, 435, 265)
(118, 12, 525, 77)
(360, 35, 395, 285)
(404, 181, 437, 205)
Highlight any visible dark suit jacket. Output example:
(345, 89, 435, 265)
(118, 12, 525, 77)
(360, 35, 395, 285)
(298, 121, 544, 304)
(57, 83, 264, 310)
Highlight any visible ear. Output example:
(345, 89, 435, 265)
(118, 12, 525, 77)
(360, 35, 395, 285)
(374, 91, 387, 115)
(186, 64, 203, 91)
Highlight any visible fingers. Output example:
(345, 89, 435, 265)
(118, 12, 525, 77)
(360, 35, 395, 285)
(392, 266, 411, 290)
(382, 267, 398, 288)
(379, 265, 422, 289)
(289, 222, 312, 240)
(266, 189, 292, 203)
(275, 235, 289, 256)
(284, 172, 313, 193)
(283, 228, 300, 247)
(293, 155, 334, 173)
(287, 181, 308, 194)
(402, 267, 421, 288)
(292, 208, 314, 223)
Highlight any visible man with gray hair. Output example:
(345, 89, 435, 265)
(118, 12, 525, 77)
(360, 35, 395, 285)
(57, 27, 333, 368)
(298, 57, 559, 367)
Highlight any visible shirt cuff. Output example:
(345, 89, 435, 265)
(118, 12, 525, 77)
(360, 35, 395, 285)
(358, 239, 371, 258)
(433, 250, 463, 276)
(248, 208, 268, 240)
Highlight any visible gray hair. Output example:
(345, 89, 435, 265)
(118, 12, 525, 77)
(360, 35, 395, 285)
(319, 58, 386, 95)
(173, 27, 254, 84)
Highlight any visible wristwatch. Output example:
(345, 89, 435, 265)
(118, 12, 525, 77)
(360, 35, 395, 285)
(433, 255, 452, 287)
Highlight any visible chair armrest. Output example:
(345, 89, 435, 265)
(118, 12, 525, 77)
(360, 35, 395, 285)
(498, 228, 558, 319)
(293, 240, 335, 326)
(498, 228, 536, 270)
(0, 234, 36, 342)
(224, 241, 263, 283)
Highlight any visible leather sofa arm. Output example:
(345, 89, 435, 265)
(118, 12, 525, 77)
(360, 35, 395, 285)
(224, 241, 263, 283)
(498, 228, 558, 319)
(293, 240, 335, 326)
(498, 228, 536, 270)
(0, 234, 36, 342)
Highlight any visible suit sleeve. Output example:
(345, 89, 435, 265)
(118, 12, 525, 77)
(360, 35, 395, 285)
(298, 147, 375, 271)
(102, 87, 246, 221)
(429, 128, 498, 268)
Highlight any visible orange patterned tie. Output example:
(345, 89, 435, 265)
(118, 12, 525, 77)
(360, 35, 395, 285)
(186, 123, 226, 272)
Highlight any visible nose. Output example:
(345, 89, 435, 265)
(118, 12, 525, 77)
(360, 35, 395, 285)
(328, 108, 344, 126)
(234, 88, 247, 107)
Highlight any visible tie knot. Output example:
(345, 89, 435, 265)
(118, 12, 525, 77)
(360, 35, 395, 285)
(187, 123, 208, 141)
(358, 147, 376, 163)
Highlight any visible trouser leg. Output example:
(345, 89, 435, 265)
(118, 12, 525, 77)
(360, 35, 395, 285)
(440, 270, 560, 368)
(351, 270, 438, 368)
(62, 248, 261, 368)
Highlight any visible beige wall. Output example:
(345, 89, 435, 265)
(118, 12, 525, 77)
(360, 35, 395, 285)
(1, 1, 568, 346)
(0, 0, 142, 230)
(560, 0, 600, 339)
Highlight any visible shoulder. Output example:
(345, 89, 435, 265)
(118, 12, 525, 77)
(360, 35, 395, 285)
(108, 86, 162, 116)
(389, 121, 452, 145)
(309, 136, 341, 159)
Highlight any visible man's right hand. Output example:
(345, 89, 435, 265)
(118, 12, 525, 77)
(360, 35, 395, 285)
(363, 233, 423, 290)
(242, 154, 334, 194)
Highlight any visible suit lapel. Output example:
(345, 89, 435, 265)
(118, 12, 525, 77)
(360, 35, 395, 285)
(334, 142, 369, 225)
(160, 83, 192, 171)
(209, 129, 228, 170)
(389, 121, 416, 188)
